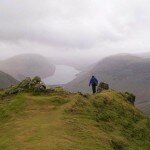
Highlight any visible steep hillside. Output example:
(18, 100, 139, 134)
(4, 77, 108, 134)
(0, 54, 55, 81)
(65, 54, 150, 115)
(0, 71, 18, 89)
(0, 88, 149, 149)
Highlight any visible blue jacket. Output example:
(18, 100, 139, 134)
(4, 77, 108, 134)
(89, 77, 98, 86)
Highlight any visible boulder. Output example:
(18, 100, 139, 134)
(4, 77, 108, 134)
(97, 82, 109, 92)
(18, 77, 31, 89)
(33, 82, 46, 93)
(124, 92, 136, 105)
(32, 76, 41, 84)
(29, 76, 41, 89)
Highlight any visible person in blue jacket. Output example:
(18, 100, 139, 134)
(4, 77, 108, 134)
(89, 76, 98, 94)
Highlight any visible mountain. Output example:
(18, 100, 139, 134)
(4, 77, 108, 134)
(0, 71, 18, 89)
(0, 86, 149, 149)
(65, 54, 150, 115)
(0, 54, 55, 80)
(136, 52, 150, 58)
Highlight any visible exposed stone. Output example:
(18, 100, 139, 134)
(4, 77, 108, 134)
(2, 76, 46, 97)
(97, 82, 109, 92)
(18, 77, 31, 89)
(124, 92, 136, 105)
(29, 76, 41, 89)
(33, 82, 46, 93)
(32, 76, 41, 84)
(4, 85, 23, 95)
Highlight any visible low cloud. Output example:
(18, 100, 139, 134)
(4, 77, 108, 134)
(0, 0, 150, 60)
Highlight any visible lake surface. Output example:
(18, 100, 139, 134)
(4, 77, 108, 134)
(43, 65, 80, 85)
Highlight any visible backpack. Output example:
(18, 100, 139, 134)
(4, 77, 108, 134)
(92, 79, 98, 86)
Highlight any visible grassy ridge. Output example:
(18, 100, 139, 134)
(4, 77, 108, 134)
(0, 89, 149, 149)
(64, 54, 150, 115)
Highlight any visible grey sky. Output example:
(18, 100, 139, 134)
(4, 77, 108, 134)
(0, 0, 150, 60)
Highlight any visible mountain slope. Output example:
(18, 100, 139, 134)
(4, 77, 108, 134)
(0, 89, 149, 149)
(0, 54, 55, 80)
(0, 71, 18, 88)
(65, 54, 150, 115)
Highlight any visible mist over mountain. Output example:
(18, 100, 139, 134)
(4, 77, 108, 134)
(136, 52, 150, 58)
(0, 71, 18, 88)
(0, 54, 55, 81)
(65, 54, 150, 115)
(48, 57, 96, 71)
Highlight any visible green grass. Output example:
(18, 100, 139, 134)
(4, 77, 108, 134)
(0, 89, 149, 150)
(0, 94, 26, 121)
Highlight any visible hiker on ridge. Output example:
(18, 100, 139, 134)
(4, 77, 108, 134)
(89, 76, 98, 94)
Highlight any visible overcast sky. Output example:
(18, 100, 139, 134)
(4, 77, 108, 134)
(0, 0, 150, 61)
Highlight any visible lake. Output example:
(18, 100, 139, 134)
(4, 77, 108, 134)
(43, 65, 80, 85)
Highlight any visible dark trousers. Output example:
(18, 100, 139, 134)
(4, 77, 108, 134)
(92, 84, 96, 94)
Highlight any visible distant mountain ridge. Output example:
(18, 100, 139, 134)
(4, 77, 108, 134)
(0, 71, 18, 88)
(65, 54, 150, 115)
(0, 54, 55, 81)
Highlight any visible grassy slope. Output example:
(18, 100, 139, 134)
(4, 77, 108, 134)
(0, 89, 149, 150)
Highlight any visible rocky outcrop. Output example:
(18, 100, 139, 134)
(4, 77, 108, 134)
(34, 82, 46, 93)
(123, 92, 136, 105)
(3, 76, 46, 96)
(97, 82, 109, 92)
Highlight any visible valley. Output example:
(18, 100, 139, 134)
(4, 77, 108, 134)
(43, 65, 80, 85)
